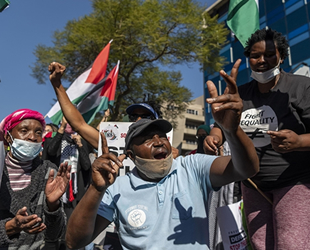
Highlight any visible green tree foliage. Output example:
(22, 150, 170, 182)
(31, 0, 228, 125)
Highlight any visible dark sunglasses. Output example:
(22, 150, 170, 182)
(129, 114, 155, 122)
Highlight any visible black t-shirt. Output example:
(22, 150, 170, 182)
(238, 70, 310, 191)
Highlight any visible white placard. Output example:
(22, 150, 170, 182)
(98, 122, 173, 176)
(216, 200, 250, 250)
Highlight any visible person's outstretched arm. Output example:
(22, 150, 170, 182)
(66, 133, 126, 249)
(207, 59, 259, 188)
(48, 62, 99, 149)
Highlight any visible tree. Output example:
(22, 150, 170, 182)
(31, 0, 228, 126)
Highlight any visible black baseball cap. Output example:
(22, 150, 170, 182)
(124, 118, 172, 152)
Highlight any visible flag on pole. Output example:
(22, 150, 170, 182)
(77, 60, 120, 124)
(227, 0, 259, 47)
(46, 40, 112, 125)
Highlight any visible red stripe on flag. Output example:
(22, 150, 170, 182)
(85, 42, 111, 84)
(100, 62, 119, 101)
(69, 179, 75, 202)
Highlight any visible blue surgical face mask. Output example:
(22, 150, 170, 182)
(8, 132, 43, 162)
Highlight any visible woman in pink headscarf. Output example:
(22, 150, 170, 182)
(0, 109, 71, 249)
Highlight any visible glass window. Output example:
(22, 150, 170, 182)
(288, 24, 309, 40)
(290, 38, 310, 65)
(221, 49, 231, 64)
(259, 0, 266, 18)
(267, 12, 285, 26)
(224, 62, 233, 73)
(237, 68, 251, 87)
(220, 44, 230, 54)
(260, 16, 266, 24)
(260, 22, 267, 30)
(285, 0, 303, 15)
(269, 17, 287, 35)
(267, 5, 284, 20)
(286, 5, 308, 32)
(232, 41, 244, 61)
(238, 62, 247, 72)
(281, 58, 291, 71)
(285, 0, 301, 9)
(265, 0, 283, 12)
(289, 32, 310, 47)
(206, 72, 219, 82)
(218, 13, 228, 23)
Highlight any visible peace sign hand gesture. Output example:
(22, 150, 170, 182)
(206, 59, 242, 133)
(91, 132, 126, 192)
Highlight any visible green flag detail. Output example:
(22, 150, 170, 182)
(0, 0, 9, 12)
(227, 0, 260, 48)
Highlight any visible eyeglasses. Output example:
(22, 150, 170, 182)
(129, 114, 155, 122)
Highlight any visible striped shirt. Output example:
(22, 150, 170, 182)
(5, 154, 32, 191)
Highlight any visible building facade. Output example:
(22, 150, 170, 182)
(171, 95, 206, 156)
(204, 0, 310, 125)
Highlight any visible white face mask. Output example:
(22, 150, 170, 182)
(250, 60, 281, 84)
(134, 153, 173, 180)
(8, 132, 42, 162)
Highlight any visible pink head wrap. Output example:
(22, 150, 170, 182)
(0, 109, 46, 144)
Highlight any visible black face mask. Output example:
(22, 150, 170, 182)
(196, 135, 206, 154)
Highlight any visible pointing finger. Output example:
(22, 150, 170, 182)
(100, 132, 109, 155)
(267, 130, 284, 138)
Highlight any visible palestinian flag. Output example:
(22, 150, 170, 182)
(46, 40, 112, 125)
(77, 60, 120, 124)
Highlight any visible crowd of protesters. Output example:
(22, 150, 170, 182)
(1, 27, 310, 250)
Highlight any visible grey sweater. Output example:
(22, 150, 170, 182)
(0, 158, 66, 250)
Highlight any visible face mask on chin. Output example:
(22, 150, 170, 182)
(134, 153, 173, 180)
(8, 132, 43, 162)
(250, 60, 281, 84)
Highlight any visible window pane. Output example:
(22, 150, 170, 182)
(286, 6, 308, 32)
(265, 0, 283, 12)
(269, 17, 287, 35)
(290, 38, 310, 65)
(259, 0, 266, 18)
(237, 68, 251, 87)
(221, 49, 231, 64)
(232, 41, 244, 61)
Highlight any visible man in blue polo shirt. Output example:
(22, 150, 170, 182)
(97, 119, 218, 249)
(61, 60, 259, 249)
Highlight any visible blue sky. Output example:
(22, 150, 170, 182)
(0, 0, 216, 123)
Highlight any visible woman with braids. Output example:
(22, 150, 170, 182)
(204, 28, 310, 249)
